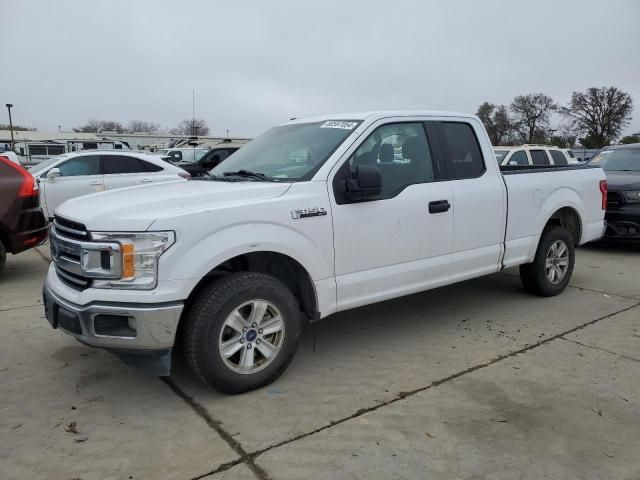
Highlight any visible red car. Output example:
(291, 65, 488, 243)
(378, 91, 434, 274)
(0, 155, 48, 273)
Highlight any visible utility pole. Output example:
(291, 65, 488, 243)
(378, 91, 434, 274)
(5, 104, 15, 151)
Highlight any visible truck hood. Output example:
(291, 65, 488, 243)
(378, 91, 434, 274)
(55, 179, 291, 231)
(604, 171, 640, 191)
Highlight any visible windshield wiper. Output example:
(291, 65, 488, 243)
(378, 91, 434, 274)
(223, 169, 274, 181)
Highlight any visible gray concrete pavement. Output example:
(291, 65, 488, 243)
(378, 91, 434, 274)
(1, 244, 638, 479)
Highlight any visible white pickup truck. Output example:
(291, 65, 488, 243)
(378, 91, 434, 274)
(43, 111, 607, 393)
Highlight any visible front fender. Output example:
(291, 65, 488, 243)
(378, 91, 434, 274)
(161, 221, 334, 287)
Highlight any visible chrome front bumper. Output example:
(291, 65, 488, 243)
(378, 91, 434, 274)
(43, 278, 183, 366)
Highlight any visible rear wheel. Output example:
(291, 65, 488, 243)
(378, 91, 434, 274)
(520, 226, 575, 296)
(182, 272, 302, 394)
(0, 239, 6, 274)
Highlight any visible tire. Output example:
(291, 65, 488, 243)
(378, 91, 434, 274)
(0, 239, 6, 274)
(519, 226, 575, 297)
(182, 272, 302, 394)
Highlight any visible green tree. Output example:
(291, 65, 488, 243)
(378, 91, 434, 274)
(620, 135, 640, 144)
(0, 124, 35, 131)
(561, 87, 633, 149)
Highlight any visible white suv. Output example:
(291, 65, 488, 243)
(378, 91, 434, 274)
(29, 151, 190, 219)
(494, 145, 572, 167)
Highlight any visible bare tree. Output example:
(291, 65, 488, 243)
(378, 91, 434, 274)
(170, 118, 209, 136)
(128, 120, 161, 134)
(73, 119, 126, 134)
(560, 87, 633, 148)
(476, 102, 514, 145)
(510, 93, 557, 143)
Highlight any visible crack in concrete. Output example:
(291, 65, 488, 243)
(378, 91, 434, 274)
(0, 303, 42, 312)
(162, 377, 270, 480)
(560, 337, 640, 363)
(167, 300, 640, 479)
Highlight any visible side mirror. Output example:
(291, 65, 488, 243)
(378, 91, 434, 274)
(47, 168, 61, 180)
(344, 165, 382, 201)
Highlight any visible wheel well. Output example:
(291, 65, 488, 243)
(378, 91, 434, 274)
(546, 207, 581, 245)
(186, 251, 318, 322)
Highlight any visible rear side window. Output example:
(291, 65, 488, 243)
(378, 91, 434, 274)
(102, 155, 162, 174)
(439, 122, 485, 179)
(58, 156, 100, 177)
(550, 150, 568, 166)
(508, 150, 529, 165)
(530, 150, 550, 166)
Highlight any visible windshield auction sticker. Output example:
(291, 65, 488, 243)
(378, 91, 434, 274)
(320, 121, 358, 130)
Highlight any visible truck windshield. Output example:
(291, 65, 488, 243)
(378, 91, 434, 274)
(588, 148, 640, 171)
(209, 121, 360, 181)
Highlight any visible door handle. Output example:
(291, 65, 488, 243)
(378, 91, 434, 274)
(89, 181, 102, 186)
(428, 200, 451, 214)
(140, 178, 153, 183)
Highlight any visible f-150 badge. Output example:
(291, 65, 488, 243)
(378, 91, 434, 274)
(291, 207, 327, 219)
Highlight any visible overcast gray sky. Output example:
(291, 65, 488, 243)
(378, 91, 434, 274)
(2, 0, 639, 137)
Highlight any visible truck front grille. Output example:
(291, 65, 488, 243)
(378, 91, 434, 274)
(53, 216, 90, 240)
(50, 219, 92, 291)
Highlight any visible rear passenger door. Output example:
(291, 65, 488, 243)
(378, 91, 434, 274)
(101, 155, 164, 191)
(330, 120, 454, 311)
(530, 149, 551, 166)
(549, 150, 568, 166)
(428, 121, 505, 280)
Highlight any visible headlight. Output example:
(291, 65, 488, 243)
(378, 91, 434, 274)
(622, 191, 640, 203)
(87, 231, 175, 290)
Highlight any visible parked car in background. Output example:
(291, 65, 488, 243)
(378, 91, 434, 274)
(560, 148, 580, 164)
(587, 144, 640, 243)
(42, 111, 606, 393)
(175, 142, 243, 177)
(0, 155, 48, 273)
(0, 151, 21, 165)
(494, 145, 571, 166)
(160, 148, 209, 164)
(28, 151, 190, 219)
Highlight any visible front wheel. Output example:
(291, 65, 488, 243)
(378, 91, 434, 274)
(519, 226, 575, 296)
(182, 272, 302, 394)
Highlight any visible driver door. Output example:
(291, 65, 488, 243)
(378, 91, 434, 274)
(329, 120, 454, 311)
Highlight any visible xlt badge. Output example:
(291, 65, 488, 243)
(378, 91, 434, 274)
(291, 207, 327, 219)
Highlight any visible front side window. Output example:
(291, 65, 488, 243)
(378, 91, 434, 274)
(348, 122, 434, 198)
(58, 155, 100, 176)
(440, 122, 485, 178)
(530, 150, 550, 166)
(508, 150, 529, 165)
(210, 121, 359, 181)
(550, 150, 568, 166)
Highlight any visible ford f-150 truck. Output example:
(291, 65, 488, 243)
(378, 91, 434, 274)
(42, 111, 607, 393)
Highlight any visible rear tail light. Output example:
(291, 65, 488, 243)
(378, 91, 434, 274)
(178, 172, 191, 179)
(599, 180, 608, 210)
(0, 155, 38, 197)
